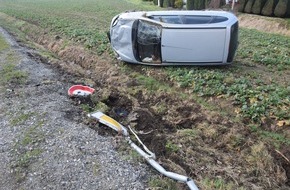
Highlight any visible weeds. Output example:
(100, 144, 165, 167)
(165, 141, 179, 153)
(149, 176, 179, 190)
(166, 65, 289, 123)
(237, 29, 290, 69)
(0, 0, 160, 54)
(10, 112, 36, 126)
(201, 177, 240, 190)
(0, 63, 28, 85)
(11, 120, 45, 182)
(0, 34, 9, 51)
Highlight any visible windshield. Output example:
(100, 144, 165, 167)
(137, 20, 161, 45)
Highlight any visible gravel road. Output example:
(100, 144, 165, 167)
(0, 27, 151, 190)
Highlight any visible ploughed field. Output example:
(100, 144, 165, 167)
(0, 0, 289, 189)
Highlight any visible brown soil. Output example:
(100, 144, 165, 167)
(6, 13, 290, 189)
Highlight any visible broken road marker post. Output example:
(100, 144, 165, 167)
(88, 111, 199, 190)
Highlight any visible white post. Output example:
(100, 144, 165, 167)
(158, 0, 160, 6)
(231, 0, 235, 10)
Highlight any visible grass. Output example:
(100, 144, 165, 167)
(136, 75, 170, 92)
(3, 1, 288, 124)
(0, 34, 28, 85)
(0, 63, 28, 85)
(250, 125, 290, 148)
(149, 176, 179, 190)
(286, 18, 290, 28)
(10, 111, 36, 125)
(164, 28, 290, 123)
(200, 177, 243, 190)
(237, 29, 290, 68)
(0, 34, 9, 51)
(11, 119, 45, 182)
(0, 0, 161, 54)
(165, 141, 179, 153)
(166, 63, 290, 123)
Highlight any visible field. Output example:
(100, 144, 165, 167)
(0, 0, 289, 189)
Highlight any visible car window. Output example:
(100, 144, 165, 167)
(211, 16, 229, 23)
(183, 15, 213, 24)
(135, 20, 162, 63)
(137, 20, 161, 45)
(148, 15, 228, 24)
(148, 15, 183, 24)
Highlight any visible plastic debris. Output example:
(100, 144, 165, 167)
(68, 85, 95, 97)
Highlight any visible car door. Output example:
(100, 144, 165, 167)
(161, 27, 227, 63)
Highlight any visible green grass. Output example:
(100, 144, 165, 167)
(0, 0, 288, 150)
(10, 111, 36, 125)
(200, 177, 245, 190)
(163, 28, 290, 123)
(237, 29, 290, 68)
(0, 34, 9, 51)
(149, 176, 179, 190)
(4, 1, 288, 124)
(0, 0, 161, 53)
(166, 64, 289, 123)
(11, 119, 45, 182)
(286, 18, 290, 28)
(0, 63, 28, 85)
(250, 125, 290, 148)
(165, 141, 179, 153)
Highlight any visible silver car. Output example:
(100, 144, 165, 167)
(109, 10, 238, 65)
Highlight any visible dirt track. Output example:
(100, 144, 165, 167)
(0, 27, 151, 190)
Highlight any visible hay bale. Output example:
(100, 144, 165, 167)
(252, 0, 267, 14)
(261, 0, 275, 16)
(244, 0, 255, 13)
(238, 0, 248, 12)
(288, 0, 290, 16)
(194, 0, 205, 9)
(274, 0, 287, 17)
(187, 0, 194, 10)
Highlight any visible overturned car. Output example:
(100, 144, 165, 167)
(109, 10, 239, 65)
